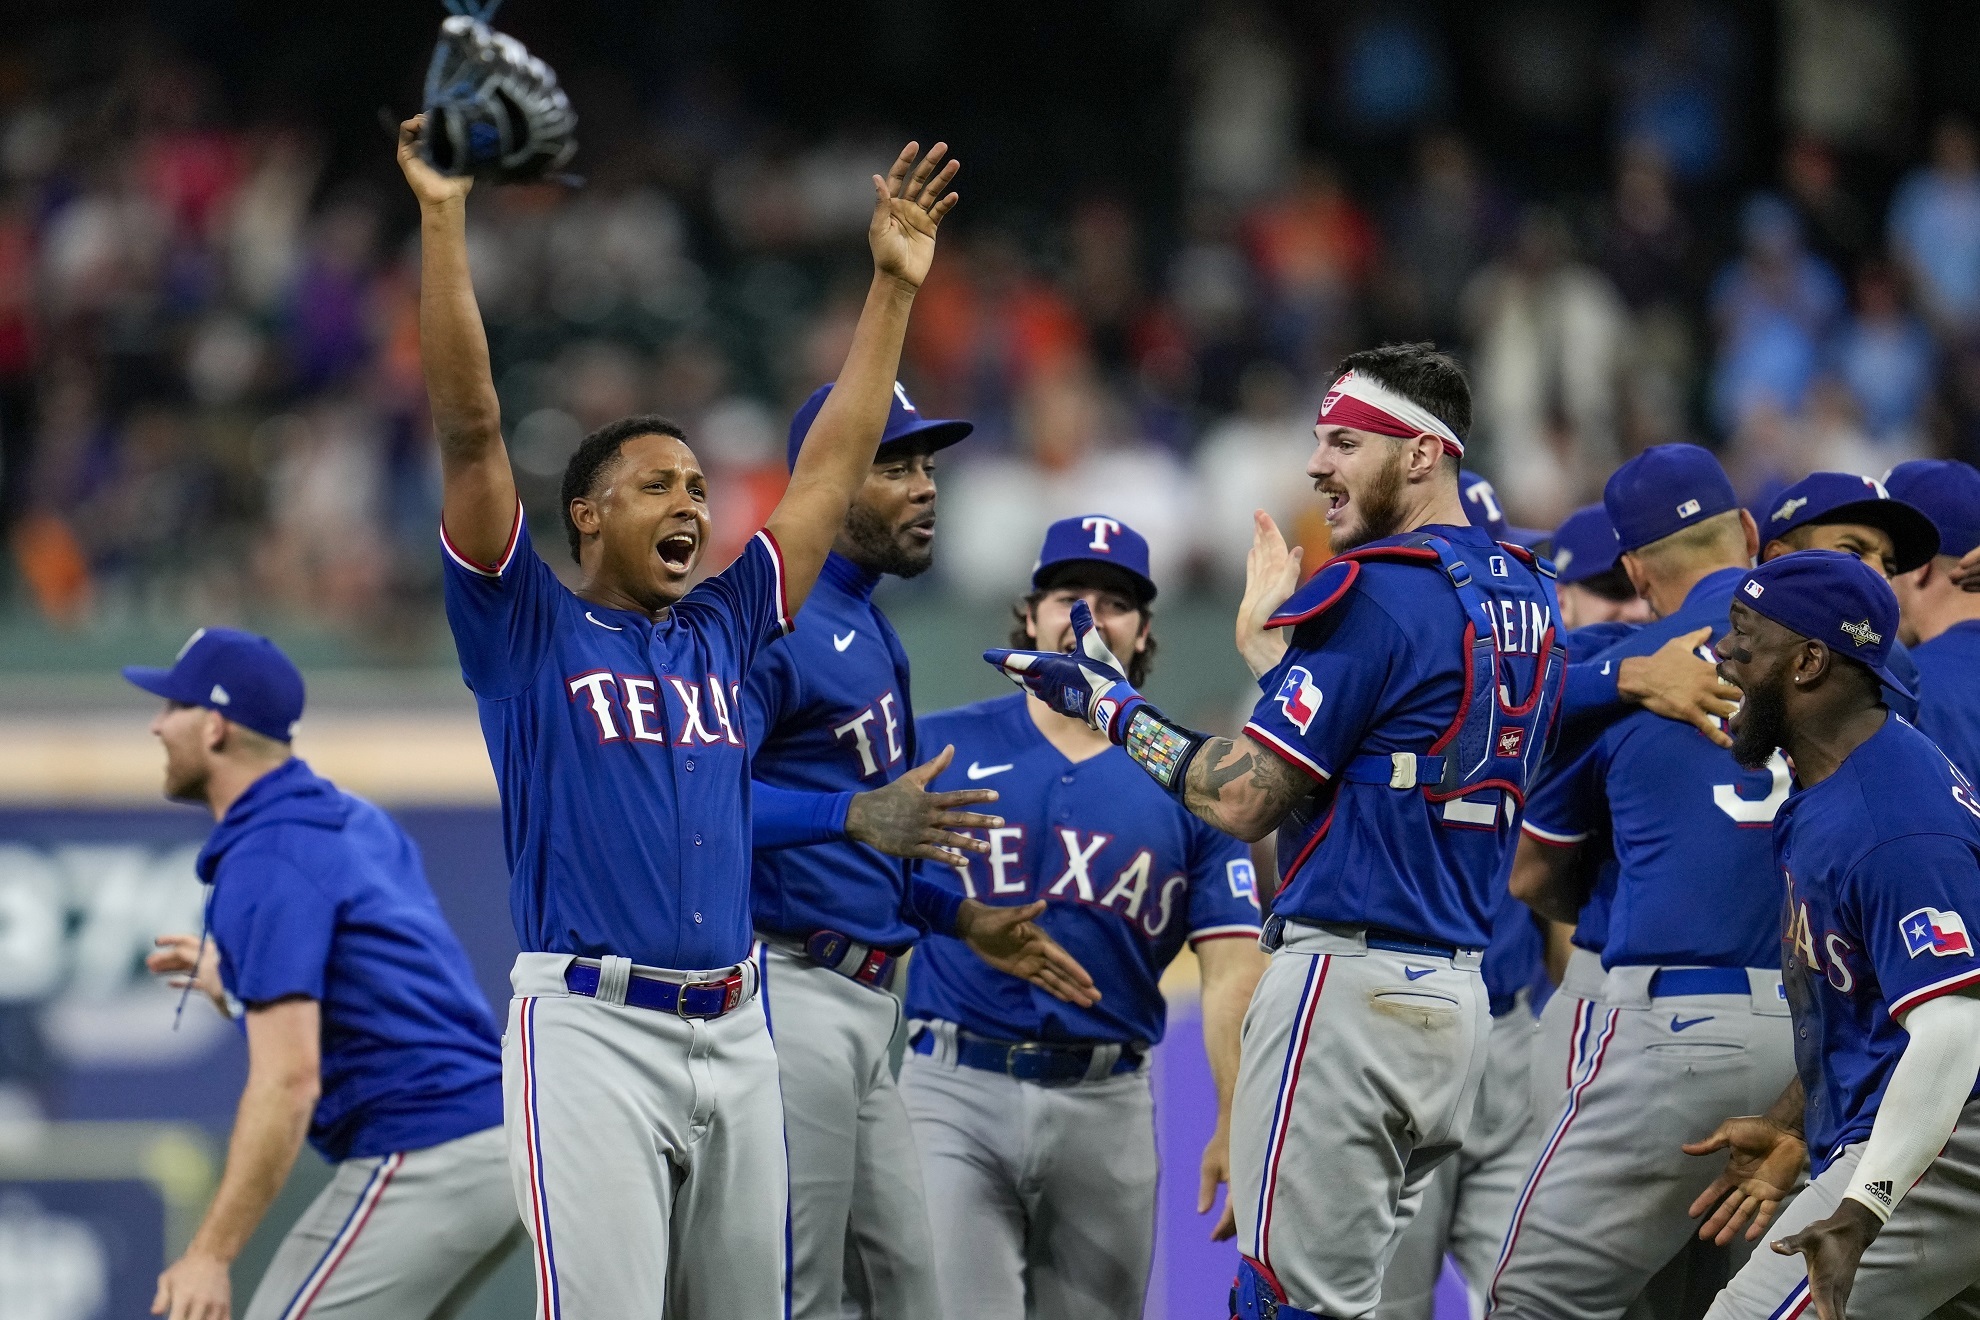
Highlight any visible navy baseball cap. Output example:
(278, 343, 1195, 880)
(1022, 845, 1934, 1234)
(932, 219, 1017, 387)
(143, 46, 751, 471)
(1758, 471, 1939, 574)
(1550, 504, 1624, 586)
(1604, 444, 1739, 552)
(786, 381, 972, 472)
(1031, 514, 1157, 603)
(123, 627, 306, 742)
(1884, 459, 1980, 559)
(1458, 470, 1545, 546)
(1734, 550, 1914, 698)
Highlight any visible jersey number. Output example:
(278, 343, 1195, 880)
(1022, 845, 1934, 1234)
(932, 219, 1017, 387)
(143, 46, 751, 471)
(1712, 751, 1790, 825)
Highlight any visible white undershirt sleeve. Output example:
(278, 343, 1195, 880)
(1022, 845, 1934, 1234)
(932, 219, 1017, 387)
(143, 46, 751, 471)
(1843, 992, 1980, 1222)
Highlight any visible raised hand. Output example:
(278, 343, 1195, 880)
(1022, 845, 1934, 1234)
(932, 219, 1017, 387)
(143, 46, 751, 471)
(957, 899, 1100, 1007)
(148, 934, 228, 1016)
(1684, 1113, 1809, 1245)
(397, 115, 474, 209)
(844, 745, 1002, 864)
(985, 601, 1143, 742)
(869, 142, 960, 291)
(1237, 510, 1302, 679)
(1619, 626, 1742, 749)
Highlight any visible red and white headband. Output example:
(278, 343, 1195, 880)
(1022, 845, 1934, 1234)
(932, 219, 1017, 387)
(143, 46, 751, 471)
(1316, 369, 1465, 458)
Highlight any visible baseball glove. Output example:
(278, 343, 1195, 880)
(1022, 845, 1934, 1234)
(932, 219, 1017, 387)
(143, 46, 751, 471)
(420, 3, 578, 184)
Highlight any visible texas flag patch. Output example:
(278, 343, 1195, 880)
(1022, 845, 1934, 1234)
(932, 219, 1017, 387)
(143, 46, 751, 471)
(1276, 666, 1324, 733)
(1901, 907, 1974, 959)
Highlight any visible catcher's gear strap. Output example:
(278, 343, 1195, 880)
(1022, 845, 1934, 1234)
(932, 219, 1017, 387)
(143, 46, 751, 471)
(1123, 704, 1208, 796)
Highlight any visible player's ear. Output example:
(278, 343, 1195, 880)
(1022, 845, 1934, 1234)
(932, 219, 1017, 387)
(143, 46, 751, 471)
(1619, 551, 1650, 602)
(1739, 509, 1761, 561)
(202, 709, 229, 755)
(1794, 638, 1831, 687)
(569, 495, 602, 540)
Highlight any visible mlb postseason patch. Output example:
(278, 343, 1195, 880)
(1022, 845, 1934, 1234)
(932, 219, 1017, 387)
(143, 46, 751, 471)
(1901, 906, 1974, 958)
(1276, 666, 1323, 733)
(1226, 858, 1257, 904)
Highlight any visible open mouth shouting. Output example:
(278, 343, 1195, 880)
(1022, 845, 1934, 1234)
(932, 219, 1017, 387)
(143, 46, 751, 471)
(1319, 485, 1349, 525)
(656, 530, 699, 574)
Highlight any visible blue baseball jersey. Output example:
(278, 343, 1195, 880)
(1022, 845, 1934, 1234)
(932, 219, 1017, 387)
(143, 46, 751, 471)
(1521, 567, 1783, 970)
(1914, 620, 1980, 781)
(746, 552, 923, 948)
(198, 759, 503, 1163)
(442, 511, 790, 970)
(1774, 715, 1980, 1170)
(1245, 524, 1563, 950)
(905, 694, 1260, 1046)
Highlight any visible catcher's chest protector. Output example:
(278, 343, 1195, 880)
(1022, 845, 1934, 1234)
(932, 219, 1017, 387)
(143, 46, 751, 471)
(1271, 532, 1568, 829)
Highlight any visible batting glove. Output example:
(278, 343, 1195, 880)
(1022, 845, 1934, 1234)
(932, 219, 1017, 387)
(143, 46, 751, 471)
(984, 601, 1146, 743)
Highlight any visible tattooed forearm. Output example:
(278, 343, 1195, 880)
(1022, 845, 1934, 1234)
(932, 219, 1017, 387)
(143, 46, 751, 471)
(1183, 735, 1312, 841)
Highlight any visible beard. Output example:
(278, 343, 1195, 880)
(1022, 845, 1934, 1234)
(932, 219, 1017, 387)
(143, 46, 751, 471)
(1730, 667, 1790, 769)
(1331, 446, 1411, 552)
(842, 502, 934, 579)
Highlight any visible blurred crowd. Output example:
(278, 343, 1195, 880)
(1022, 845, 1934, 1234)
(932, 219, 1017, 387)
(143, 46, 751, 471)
(4, 2, 1980, 648)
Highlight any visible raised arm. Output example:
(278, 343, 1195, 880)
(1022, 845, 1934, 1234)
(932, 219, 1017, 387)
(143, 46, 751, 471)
(767, 143, 959, 613)
(397, 115, 516, 569)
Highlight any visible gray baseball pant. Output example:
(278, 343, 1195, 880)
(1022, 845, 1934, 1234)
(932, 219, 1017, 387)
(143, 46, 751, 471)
(754, 940, 939, 1320)
(1486, 968, 1796, 1320)
(899, 1025, 1158, 1320)
(1378, 998, 1542, 1320)
(503, 951, 789, 1320)
(243, 1124, 522, 1320)
(1530, 948, 1607, 1119)
(1703, 1097, 1980, 1320)
(1229, 921, 1492, 1317)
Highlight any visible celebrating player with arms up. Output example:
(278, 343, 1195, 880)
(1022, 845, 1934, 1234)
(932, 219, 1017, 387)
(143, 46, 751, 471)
(989, 343, 1568, 1320)
(909, 516, 1265, 1320)
(1696, 551, 1980, 1320)
(399, 118, 958, 1318)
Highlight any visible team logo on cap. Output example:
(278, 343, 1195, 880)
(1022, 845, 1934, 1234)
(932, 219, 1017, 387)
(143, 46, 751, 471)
(209, 684, 230, 706)
(893, 381, 917, 413)
(1840, 619, 1881, 648)
(1276, 666, 1323, 733)
(1743, 580, 1764, 599)
(1901, 906, 1972, 958)
(1771, 496, 1808, 523)
(1554, 547, 1575, 572)
(1081, 516, 1121, 552)
(1676, 499, 1701, 519)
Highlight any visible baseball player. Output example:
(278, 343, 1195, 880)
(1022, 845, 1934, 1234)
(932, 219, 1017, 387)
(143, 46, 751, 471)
(1885, 460, 1980, 779)
(1491, 445, 1799, 1320)
(133, 629, 520, 1320)
(989, 343, 1570, 1319)
(399, 119, 960, 1317)
(1693, 550, 1980, 1320)
(743, 387, 1097, 1319)
(1552, 504, 1653, 631)
(903, 514, 1266, 1320)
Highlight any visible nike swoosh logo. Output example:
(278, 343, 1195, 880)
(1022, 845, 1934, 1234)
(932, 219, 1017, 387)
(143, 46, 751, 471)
(1670, 1014, 1714, 1032)
(585, 612, 624, 632)
(966, 762, 1013, 780)
(1404, 967, 1435, 981)
(834, 630, 856, 651)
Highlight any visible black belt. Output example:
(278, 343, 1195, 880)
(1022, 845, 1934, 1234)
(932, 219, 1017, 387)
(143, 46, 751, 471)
(564, 961, 748, 1018)
(1263, 913, 1466, 960)
(912, 1029, 1143, 1084)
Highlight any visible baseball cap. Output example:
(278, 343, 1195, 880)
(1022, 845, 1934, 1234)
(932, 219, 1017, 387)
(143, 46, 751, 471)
(1758, 471, 1939, 574)
(1604, 444, 1739, 552)
(1031, 515, 1157, 604)
(123, 628, 306, 742)
(786, 381, 972, 472)
(1458, 470, 1546, 547)
(1734, 550, 1914, 699)
(1550, 504, 1624, 586)
(1883, 459, 1980, 559)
